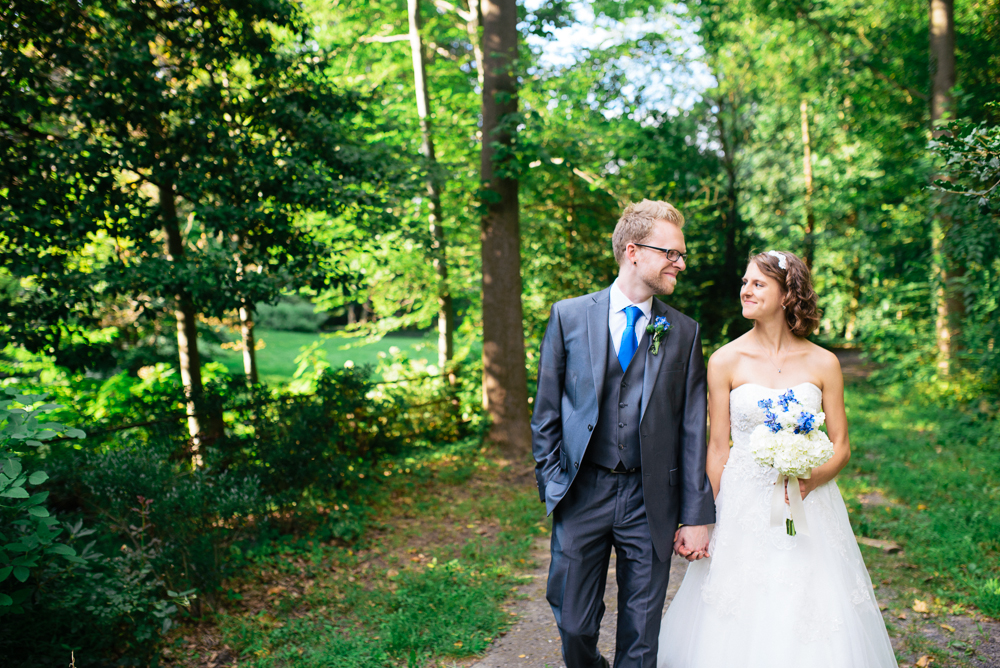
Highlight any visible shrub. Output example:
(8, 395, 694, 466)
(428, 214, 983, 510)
(254, 298, 328, 332)
(979, 578, 1000, 619)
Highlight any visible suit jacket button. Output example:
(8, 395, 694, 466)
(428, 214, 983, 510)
(618, 443, 625, 450)
(618, 422, 625, 428)
(574, 461, 579, 468)
(587, 424, 593, 431)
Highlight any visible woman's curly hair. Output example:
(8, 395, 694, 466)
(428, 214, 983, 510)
(749, 250, 820, 337)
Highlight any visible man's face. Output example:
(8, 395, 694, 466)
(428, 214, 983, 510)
(631, 220, 687, 295)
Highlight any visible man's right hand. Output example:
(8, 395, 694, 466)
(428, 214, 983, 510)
(673, 525, 710, 561)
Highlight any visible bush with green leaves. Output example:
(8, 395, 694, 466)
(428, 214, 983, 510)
(0, 389, 87, 613)
(254, 298, 330, 333)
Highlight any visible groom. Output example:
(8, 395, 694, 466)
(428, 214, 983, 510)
(531, 199, 715, 668)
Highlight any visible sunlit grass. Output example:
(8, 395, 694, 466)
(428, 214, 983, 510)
(203, 329, 437, 384)
(840, 381, 1000, 613)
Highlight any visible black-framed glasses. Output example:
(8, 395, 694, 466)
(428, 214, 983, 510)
(633, 243, 688, 262)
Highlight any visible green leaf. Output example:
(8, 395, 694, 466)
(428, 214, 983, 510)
(10, 588, 32, 604)
(12, 567, 28, 583)
(64, 428, 86, 439)
(35, 403, 62, 412)
(46, 544, 76, 557)
(27, 471, 48, 485)
(24, 491, 49, 507)
(1, 459, 21, 478)
(1, 487, 29, 499)
(27, 507, 49, 518)
(4, 543, 30, 553)
(0, 594, 12, 606)
(0, 567, 11, 582)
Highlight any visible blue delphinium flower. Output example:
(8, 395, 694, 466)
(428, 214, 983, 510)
(758, 399, 781, 433)
(795, 411, 816, 434)
(777, 390, 798, 412)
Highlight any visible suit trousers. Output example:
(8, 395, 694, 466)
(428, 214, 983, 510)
(546, 464, 670, 668)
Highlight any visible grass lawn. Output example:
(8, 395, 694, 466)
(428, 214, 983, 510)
(203, 329, 438, 385)
(838, 380, 1000, 666)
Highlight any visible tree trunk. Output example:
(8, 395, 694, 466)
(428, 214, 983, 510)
(800, 99, 816, 269)
(160, 180, 208, 457)
(239, 304, 259, 384)
(929, 0, 961, 373)
(408, 0, 454, 371)
(479, 0, 531, 458)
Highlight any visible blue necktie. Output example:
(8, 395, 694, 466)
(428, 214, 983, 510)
(618, 305, 639, 372)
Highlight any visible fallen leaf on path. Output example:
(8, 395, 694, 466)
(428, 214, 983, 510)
(266, 586, 285, 595)
(916, 655, 932, 667)
(856, 536, 902, 553)
(913, 599, 929, 613)
(939, 623, 955, 632)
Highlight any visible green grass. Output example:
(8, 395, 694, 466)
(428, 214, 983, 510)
(204, 329, 437, 385)
(200, 441, 546, 668)
(839, 381, 1000, 616)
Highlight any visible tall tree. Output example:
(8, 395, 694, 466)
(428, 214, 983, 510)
(929, 0, 960, 372)
(408, 0, 454, 371)
(480, 0, 531, 456)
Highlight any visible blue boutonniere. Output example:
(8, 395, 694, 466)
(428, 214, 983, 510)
(646, 316, 672, 355)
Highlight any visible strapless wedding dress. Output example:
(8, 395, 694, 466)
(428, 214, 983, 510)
(657, 383, 897, 667)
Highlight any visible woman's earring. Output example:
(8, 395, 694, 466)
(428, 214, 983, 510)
(781, 304, 787, 310)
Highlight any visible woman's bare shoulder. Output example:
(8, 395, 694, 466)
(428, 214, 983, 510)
(799, 341, 842, 387)
(708, 337, 748, 368)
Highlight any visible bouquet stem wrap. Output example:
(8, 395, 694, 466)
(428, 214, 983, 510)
(770, 473, 810, 536)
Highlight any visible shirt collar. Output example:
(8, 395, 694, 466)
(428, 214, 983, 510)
(610, 279, 653, 319)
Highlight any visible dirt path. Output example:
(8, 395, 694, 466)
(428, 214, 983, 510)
(470, 538, 688, 668)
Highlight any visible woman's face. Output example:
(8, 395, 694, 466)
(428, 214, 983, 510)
(740, 261, 785, 322)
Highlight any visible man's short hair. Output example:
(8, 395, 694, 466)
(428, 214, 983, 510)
(611, 199, 685, 265)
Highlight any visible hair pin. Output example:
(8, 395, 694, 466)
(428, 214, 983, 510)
(767, 250, 787, 270)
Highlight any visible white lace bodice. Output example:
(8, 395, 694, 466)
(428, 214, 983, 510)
(729, 382, 823, 450)
(723, 382, 824, 489)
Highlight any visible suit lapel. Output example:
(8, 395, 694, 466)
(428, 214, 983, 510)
(587, 288, 611, 403)
(640, 299, 671, 423)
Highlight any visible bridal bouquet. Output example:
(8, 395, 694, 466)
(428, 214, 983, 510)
(748, 389, 833, 536)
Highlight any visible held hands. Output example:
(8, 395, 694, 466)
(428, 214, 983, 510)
(673, 525, 710, 562)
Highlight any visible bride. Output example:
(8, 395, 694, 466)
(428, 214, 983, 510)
(657, 250, 898, 667)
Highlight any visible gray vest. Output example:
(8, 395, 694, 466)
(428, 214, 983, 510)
(586, 328, 648, 470)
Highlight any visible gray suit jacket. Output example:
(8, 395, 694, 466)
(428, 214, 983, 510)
(530, 286, 716, 561)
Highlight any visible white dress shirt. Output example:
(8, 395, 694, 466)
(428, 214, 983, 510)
(609, 279, 652, 356)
